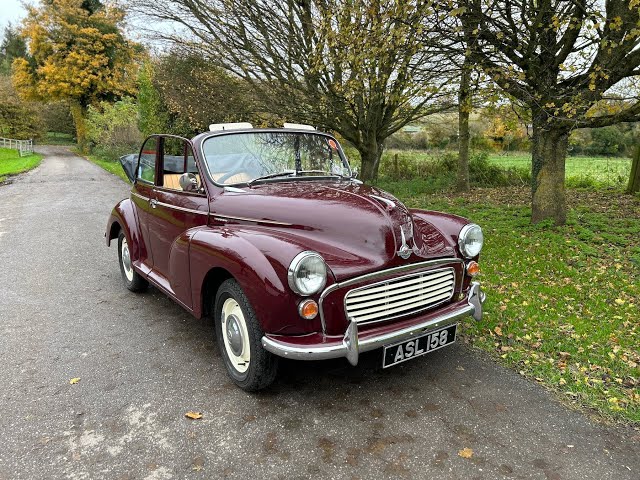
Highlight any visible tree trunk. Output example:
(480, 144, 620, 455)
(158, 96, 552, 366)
(358, 137, 383, 182)
(531, 118, 570, 225)
(69, 102, 88, 153)
(456, 57, 471, 192)
(626, 145, 640, 194)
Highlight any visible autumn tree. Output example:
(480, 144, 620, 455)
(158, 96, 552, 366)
(459, 0, 640, 224)
(152, 51, 258, 135)
(129, 0, 455, 181)
(13, 0, 137, 151)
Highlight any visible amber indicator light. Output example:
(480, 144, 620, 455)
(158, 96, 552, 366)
(466, 261, 480, 277)
(299, 299, 319, 319)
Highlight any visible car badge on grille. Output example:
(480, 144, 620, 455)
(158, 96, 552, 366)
(397, 223, 413, 259)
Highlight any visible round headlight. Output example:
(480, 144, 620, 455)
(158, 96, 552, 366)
(288, 251, 327, 296)
(458, 224, 483, 258)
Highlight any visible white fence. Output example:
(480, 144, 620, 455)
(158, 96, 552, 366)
(0, 137, 34, 157)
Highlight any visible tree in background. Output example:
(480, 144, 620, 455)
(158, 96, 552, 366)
(130, 0, 455, 181)
(86, 97, 142, 157)
(0, 24, 27, 75)
(0, 76, 42, 139)
(152, 51, 257, 136)
(461, 0, 640, 224)
(13, 0, 137, 151)
(137, 61, 170, 137)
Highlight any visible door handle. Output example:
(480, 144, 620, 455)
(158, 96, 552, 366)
(150, 199, 158, 209)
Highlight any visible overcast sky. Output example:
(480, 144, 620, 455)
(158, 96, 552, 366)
(0, 0, 27, 31)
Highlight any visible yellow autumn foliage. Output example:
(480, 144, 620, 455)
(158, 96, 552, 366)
(12, 0, 138, 149)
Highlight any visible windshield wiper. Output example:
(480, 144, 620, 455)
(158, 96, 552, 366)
(296, 169, 350, 179)
(247, 170, 295, 186)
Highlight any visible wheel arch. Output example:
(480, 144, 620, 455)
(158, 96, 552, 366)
(105, 198, 145, 262)
(201, 266, 234, 318)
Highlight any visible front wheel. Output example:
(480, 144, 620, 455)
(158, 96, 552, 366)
(117, 231, 148, 292)
(214, 279, 278, 391)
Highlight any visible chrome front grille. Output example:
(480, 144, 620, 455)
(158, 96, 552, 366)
(344, 267, 455, 324)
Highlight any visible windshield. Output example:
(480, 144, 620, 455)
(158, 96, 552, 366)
(202, 131, 351, 185)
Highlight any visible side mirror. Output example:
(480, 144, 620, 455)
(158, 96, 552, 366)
(179, 172, 199, 192)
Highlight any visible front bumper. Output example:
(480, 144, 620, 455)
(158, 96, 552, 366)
(261, 282, 485, 366)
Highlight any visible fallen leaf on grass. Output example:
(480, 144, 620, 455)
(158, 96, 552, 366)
(185, 411, 203, 420)
(69, 378, 80, 385)
(494, 326, 503, 336)
(458, 447, 473, 459)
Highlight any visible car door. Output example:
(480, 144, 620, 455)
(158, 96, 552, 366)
(146, 135, 209, 308)
(130, 135, 159, 275)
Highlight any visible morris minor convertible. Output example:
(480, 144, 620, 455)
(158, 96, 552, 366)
(106, 123, 486, 391)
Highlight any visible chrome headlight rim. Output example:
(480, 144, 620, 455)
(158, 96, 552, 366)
(458, 223, 483, 259)
(287, 251, 327, 296)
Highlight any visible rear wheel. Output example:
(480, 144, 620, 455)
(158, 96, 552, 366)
(214, 279, 278, 391)
(117, 231, 148, 292)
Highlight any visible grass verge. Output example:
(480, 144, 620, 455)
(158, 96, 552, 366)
(84, 153, 130, 183)
(379, 183, 640, 425)
(0, 147, 43, 183)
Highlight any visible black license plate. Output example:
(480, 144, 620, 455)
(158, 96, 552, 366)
(382, 324, 457, 368)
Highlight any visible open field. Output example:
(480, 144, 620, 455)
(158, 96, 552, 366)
(381, 149, 632, 188)
(0, 148, 43, 183)
(43, 132, 75, 145)
(376, 183, 640, 424)
(487, 151, 632, 186)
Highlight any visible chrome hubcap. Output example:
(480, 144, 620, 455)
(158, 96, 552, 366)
(225, 314, 244, 356)
(121, 238, 133, 282)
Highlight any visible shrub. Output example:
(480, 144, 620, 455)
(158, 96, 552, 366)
(0, 76, 42, 139)
(86, 98, 143, 159)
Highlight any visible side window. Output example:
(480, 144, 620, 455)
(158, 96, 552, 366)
(161, 137, 201, 193)
(138, 137, 157, 183)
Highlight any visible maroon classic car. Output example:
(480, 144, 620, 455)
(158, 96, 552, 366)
(106, 123, 485, 391)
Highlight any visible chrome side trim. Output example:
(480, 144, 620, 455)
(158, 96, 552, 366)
(261, 284, 484, 363)
(212, 214, 293, 226)
(155, 201, 208, 216)
(131, 192, 149, 202)
(318, 258, 464, 333)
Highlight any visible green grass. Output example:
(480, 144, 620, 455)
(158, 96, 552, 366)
(0, 147, 43, 182)
(84, 153, 130, 183)
(44, 132, 75, 145)
(380, 149, 632, 189)
(381, 185, 640, 424)
(488, 152, 631, 188)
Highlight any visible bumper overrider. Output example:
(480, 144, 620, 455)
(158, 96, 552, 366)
(262, 282, 485, 366)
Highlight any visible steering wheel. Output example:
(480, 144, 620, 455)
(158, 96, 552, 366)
(217, 169, 252, 184)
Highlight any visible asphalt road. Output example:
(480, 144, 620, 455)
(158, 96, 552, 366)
(0, 146, 638, 480)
